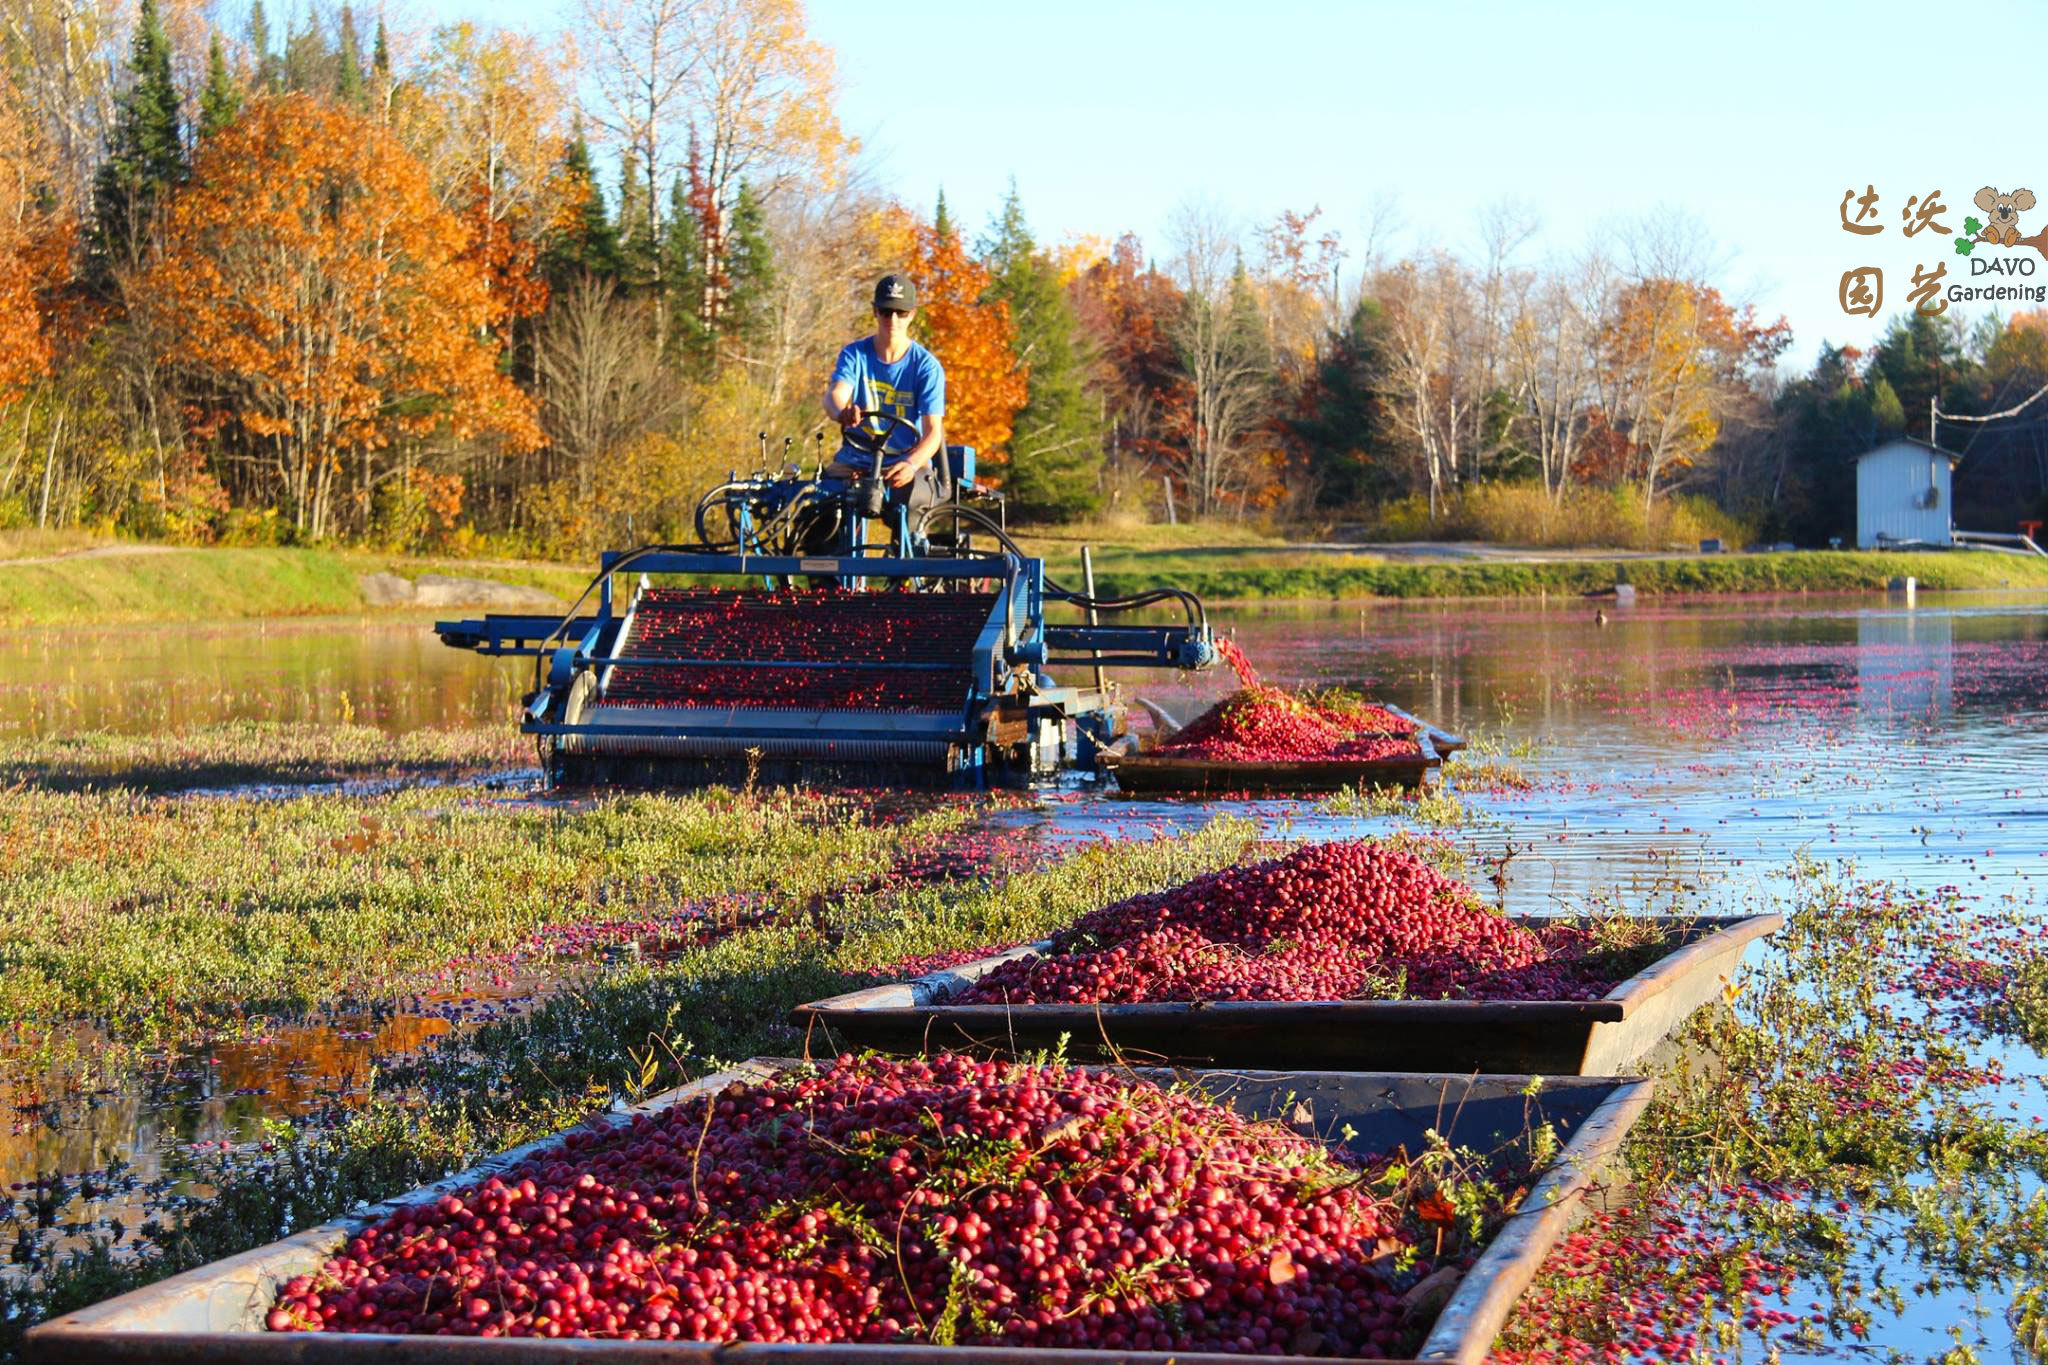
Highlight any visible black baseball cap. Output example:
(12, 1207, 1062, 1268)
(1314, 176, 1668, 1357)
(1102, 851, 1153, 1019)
(873, 274, 918, 312)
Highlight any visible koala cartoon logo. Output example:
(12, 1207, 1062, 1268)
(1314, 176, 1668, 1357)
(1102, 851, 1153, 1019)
(1974, 186, 2036, 246)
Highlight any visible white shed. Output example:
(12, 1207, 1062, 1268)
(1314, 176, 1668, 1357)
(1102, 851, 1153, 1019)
(1855, 438, 1958, 549)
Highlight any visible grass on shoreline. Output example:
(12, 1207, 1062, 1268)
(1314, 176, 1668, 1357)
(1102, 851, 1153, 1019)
(4, 536, 2047, 627)
(0, 773, 979, 1040)
(1086, 548, 2048, 600)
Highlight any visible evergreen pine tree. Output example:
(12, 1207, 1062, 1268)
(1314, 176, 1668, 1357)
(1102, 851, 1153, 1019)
(372, 18, 390, 79)
(720, 181, 774, 359)
(280, 17, 330, 94)
(1871, 376, 1906, 436)
(977, 184, 1102, 522)
(335, 4, 363, 104)
(247, 0, 275, 91)
(1286, 297, 1393, 508)
(663, 175, 711, 368)
(542, 132, 624, 285)
(615, 151, 658, 293)
(89, 0, 185, 287)
(198, 32, 243, 138)
(933, 188, 953, 242)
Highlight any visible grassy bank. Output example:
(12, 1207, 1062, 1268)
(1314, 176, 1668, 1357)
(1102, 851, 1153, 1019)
(1084, 548, 2048, 600)
(0, 544, 591, 627)
(5, 533, 2048, 628)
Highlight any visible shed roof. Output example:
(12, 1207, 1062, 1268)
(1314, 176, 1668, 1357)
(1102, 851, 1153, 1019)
(1855, 436, 1961, 464)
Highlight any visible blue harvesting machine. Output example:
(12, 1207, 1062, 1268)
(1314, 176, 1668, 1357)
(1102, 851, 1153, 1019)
(433, 439, 1216, 788)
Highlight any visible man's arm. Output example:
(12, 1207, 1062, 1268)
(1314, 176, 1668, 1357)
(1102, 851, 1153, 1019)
(823, 379, 862, 427)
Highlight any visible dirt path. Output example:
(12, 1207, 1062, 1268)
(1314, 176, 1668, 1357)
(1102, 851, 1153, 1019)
(2, 542, 179, 567)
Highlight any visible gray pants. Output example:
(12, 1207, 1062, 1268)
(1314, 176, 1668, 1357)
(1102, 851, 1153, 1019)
(822, 462, 940, 551)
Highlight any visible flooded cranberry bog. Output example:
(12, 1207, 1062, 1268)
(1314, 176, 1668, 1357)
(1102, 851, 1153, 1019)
(4, 592, 2048, 1360)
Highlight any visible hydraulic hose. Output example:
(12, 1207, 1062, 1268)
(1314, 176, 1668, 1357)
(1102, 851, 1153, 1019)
(912, 504, 1209, 633)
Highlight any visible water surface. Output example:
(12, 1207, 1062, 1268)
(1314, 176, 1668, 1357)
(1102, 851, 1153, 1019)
(8, 591, 2048, 1357)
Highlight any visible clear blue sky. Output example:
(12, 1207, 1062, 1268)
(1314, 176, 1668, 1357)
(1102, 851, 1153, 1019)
(430, 0, 2047, 370)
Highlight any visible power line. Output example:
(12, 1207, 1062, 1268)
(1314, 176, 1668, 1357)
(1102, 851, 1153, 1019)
(1935, 382, 2048, 426)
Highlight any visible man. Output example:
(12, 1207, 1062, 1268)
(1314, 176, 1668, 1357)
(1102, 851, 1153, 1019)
(821, 274, 947, 523)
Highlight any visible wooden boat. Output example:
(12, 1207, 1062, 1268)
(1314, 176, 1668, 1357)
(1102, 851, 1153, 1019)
(1104, 703, 1463, 794)
(795, 914, 1781, 1076)
(28, 1058, 1651, 1365)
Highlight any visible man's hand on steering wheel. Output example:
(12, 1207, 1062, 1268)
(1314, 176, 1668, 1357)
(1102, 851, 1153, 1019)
(838, 410, 921, 461)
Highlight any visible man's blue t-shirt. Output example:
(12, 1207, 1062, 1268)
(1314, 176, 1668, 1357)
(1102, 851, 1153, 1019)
(830, 338, 946, 471)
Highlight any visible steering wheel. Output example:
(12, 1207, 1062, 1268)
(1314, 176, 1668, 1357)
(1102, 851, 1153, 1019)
(839, 410, 921, 460)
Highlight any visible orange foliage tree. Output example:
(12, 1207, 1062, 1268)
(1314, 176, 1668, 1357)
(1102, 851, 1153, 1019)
(141, 94, 542, 539)
(0, 231, 52, 408)
(896, 212, 1027, 469)
(1073, 235, 1193, 486)
(1596, 280, 1787, 505)
(0, 87, 64, 407)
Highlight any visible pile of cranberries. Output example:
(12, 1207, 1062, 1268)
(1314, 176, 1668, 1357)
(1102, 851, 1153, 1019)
(954, 840, 1628, 1006)
(603, 589, 995, 714)
(1152, 686, 1419, 764)
(266, 1054, 1430, 1353)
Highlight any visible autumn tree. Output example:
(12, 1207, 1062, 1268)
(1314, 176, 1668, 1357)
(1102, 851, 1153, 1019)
(400, 23, 577, 346)
(2, 0, 127, 215)
(1167, 202, 1274, 516)
(0, 86, 60, 407)
(678, 0, 847, 328)
(1509, 252, 1612, 503)
(577, 0, 700, 344)
(535, 274, 681, 501)
(1072, 233, 1191, 513)
(1256, 205, 1344, 367)
(980, 183, 1101, 521)
(1597, 278, 1784, 507)
(140, 94, 541, 539)
(745, 168, 893, 413)
(891, 204, 1026, 467)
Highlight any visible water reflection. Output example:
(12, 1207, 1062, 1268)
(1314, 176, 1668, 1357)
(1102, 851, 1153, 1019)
(1856, 610, 1954, 720)
(0, 617, 528, 738)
